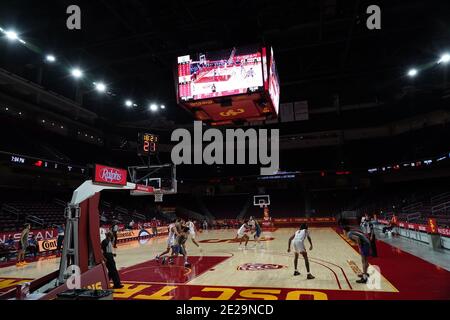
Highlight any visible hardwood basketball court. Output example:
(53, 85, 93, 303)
(2, 226, 449, 300)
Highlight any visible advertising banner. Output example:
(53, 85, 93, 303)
(93, 164, 127, 185)
(0, 228, 57, 244)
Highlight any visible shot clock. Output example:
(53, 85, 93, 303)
(138, 133, 159, 156)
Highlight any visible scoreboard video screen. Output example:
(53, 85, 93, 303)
(268, 47, 280, 114)
(177, 45, 264, 101)
(138, 133, 159, 156)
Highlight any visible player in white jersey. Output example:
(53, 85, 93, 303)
(186, 219, 200, 248)
(287, 223, 315, 279)
(236, 221, 250, 249)
(155, 218, 179, 261)
(248, 216, 256, 229)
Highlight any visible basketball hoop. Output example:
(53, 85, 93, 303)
(254, 195, 270, 208)
(154, 190, 163, 202)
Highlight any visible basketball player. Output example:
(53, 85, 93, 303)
(16, 223, 30, 267)
(155, 218, 178, 261)
(245, 67, 255, 79)
(163, 218, 185, 264)
(287, 224, 315, 279)
(166, 224, 191, 267)
(361, 214, 377, 257)
(344, 227, 371, 284)
(186, 218, 200, 248)
(248, 216, 261, 247)
(248, 216, 256, 229)
(252, 219, 263, 248)
(236, 221, 250, 249)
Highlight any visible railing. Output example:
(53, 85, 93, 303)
(402, 202, 423, 212)
(53, 199, 67, 207)
(406, 213, 421, 222)
(1, 204, 20, 220)
(115, 206, 129, 215)
(431, 192, 450, 205)
(101, 201, 111, 208)
(25, 215, 45, 227)
(432, 200, 450, 215)
(132, 212, 146, 221)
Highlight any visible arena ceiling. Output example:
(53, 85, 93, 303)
(0, 0, 449, 126)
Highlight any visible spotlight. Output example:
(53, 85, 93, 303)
(71, 68, 83, 79)
(5, 30, 18, 41)
(46, 54, 56, 62)
(125, 100, 133, 107)
(438, 53, 450, 64)
(94, 82, 107, 93)
(150, 104, 158, 111)
(160, 105, 166, 109)
(407, 68, 418, 77)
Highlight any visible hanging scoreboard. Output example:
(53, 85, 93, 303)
(175, 45, 280, 125)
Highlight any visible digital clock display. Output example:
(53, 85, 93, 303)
(139, 133, 159, 155)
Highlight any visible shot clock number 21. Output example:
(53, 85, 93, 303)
(138, 133, 159, 156)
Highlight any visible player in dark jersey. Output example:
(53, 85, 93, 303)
(344, 227, 371, 284)
(165, 224, 191, 267)
(252, 219, 263, 248)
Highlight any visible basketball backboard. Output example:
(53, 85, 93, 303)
(128, 164, 177, 201)
(253, 195, 270, 208)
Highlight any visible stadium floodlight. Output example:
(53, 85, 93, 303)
(5, 30, 18, 41)
(1, 28, 26, 44)
(160, 104, 166, 109)
(94, 82, 107, 93)
(150, 104, 158, 111)
(125, 100, 133, 107)
(71, 68, 83, 79)
(438, 53, 450, 64)
(46, 54, 56, 62)
(407, 68, 418, 77)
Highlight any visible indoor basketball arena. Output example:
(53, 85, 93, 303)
(0, 0, 449, 310)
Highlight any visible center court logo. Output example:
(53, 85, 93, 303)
(171, 121, 279, 175)
(237, 263, 286, 271)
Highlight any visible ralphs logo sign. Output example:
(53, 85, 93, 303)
(93, 164, 127, 185)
